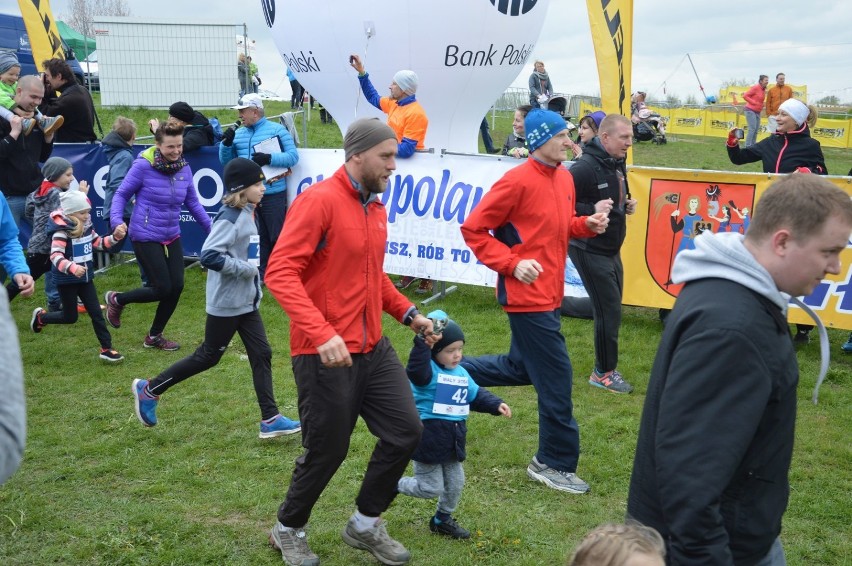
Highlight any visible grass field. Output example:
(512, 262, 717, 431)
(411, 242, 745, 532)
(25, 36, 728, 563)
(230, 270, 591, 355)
(0, 98, 850, 565)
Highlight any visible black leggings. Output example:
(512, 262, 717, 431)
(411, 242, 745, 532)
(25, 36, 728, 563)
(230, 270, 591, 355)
(146, 311, 279, 420)
(40, 281, 112, 349)
(116, 239, 185, 336)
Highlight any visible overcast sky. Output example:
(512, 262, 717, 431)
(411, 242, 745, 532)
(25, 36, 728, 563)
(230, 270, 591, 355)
(51, 0, 852, 103)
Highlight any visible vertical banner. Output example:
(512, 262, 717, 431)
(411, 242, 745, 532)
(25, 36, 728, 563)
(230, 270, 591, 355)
(17, 0, 65, 69)
(586, 0, 632, 160)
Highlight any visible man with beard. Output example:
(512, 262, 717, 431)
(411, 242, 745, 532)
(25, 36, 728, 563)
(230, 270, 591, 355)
(264, 118, 436, 566)
(569, 114, 637, 394)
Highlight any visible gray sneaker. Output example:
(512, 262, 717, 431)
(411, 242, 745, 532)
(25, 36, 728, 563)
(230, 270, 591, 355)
(269, 522, 320, 566)
(341, 518, 410, 565)
(527, 456, 590, 494)
(588, 369, 634, 394)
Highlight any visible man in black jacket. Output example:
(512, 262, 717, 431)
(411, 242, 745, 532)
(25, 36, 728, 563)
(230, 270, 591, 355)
(0, 76, 55, 232)
(148, 101, 214, 152)
(569, 113, 636, 394)
(627, 175, 852, 565)
(39, 59, 96, 143)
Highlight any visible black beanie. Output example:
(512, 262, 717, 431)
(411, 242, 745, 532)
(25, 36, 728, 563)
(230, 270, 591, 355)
(432, 319, 465, 356)
(223, 158, 265, 193)
(169, 101, 195, 123)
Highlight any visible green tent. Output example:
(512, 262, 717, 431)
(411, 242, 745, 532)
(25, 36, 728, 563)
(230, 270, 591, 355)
(56, 21, 96, 59)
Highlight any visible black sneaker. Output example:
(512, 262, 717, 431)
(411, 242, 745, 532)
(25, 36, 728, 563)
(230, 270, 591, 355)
(30, 307, 46, 333)
(429, 516, 470, 539)
(99, 348, 124, 363)
(793, 329, 810, 345)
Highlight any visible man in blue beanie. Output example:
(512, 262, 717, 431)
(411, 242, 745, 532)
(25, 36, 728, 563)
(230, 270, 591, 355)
(460, 109, 609, 494)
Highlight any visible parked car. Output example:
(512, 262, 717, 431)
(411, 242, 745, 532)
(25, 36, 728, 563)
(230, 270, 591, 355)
(0, 12, 86, 85)
(81, 50, 98, 91)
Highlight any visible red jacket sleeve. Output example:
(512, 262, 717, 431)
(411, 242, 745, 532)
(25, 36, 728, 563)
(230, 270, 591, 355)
(265, 191, 338, 349)
(460, 175, 522, 276)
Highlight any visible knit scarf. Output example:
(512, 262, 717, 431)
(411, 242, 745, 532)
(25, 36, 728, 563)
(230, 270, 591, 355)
(533, 71, 549, 81)
(152, 149, 187, 174)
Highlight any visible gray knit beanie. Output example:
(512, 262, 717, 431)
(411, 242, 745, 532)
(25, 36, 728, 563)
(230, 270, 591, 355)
(42, 157, 73, 182)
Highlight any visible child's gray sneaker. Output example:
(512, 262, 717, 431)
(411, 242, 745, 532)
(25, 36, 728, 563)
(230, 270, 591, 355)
(269, 522, 319, 566)
(527, 456, 590, 494)
(341, 518, 410, 565)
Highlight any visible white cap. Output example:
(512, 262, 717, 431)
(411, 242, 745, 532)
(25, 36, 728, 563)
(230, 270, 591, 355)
(231, 93, 263, 110)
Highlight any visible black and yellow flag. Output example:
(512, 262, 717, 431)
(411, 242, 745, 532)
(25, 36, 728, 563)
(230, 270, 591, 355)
(17, 0, 65, 70)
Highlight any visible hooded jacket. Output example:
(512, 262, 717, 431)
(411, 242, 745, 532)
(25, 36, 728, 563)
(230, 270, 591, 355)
(101, 130, 135, 220)
(182, 111, 215, 153)
(627, 232, 797, 566)
(0, 117, 53, 198)
(570, 136, 629, 256)
(109, 146, 211, 242)
(727, 123, 826, 174)
(24, 181, 63, 254)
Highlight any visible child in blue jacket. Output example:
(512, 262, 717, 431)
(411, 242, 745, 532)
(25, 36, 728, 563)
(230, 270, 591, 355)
(31, 190, 126, 362)
(131, 158, 300, 439)
(398, 310, 511, 539)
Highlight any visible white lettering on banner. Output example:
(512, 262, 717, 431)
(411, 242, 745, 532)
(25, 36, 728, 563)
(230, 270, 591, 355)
(92, 165, 109, 200)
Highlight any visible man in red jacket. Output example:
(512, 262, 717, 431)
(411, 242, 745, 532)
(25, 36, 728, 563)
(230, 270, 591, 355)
(265, 118, 436, 566)
(460, 108, 609, 495)
(743, 74, 769, 147)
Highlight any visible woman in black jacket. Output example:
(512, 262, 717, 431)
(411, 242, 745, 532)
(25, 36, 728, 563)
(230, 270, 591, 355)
(727, 97, 827, 344)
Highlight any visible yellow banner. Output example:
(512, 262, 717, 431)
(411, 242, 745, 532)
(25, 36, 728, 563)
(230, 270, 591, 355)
(719, 83, 807, 106)
(585, 0, 633, 119)
(17, 0, 64, 70)
(623, 167, 852, 329)
(811, 118, 850, 149)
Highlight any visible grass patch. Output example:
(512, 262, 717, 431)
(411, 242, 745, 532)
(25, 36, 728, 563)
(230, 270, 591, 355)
(1, 98, 850, 564)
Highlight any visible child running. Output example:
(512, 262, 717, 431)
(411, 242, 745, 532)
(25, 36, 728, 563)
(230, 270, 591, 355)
(31, 190, 126, 362)
(5, 157, 81, 310)
(131, 158, 300, 438)
(397, 310, 511, 539)
(0, 52, 63, 136)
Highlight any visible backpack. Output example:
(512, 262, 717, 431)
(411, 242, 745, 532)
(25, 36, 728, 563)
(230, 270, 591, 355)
(209, 117, 225, 144)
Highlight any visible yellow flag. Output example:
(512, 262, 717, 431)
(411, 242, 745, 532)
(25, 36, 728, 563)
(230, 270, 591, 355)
(585, 0, 633, 118)
(17, 0, 65, 71)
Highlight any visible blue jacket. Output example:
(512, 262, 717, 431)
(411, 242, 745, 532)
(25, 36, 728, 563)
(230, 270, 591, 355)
(218, 117, 299, 195)
(0, 193, 27, 277)
(406, 336, 503, 464)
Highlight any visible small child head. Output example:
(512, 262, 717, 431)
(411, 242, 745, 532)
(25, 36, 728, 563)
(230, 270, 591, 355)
(0, 52, 20, 86)
(222, 157, 266, 208)
(568, 523, 665, 566)
(112, 116, 137, 143)
(42, 157, 74, 189)
(430, 311, 465, 369)
(60, 190, 91, 238)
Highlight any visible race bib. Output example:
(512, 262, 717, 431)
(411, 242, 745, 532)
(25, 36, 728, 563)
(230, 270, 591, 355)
(248, 235, 260, 267)
(72, 233, 94, 263)
(432, 373, 470, 416)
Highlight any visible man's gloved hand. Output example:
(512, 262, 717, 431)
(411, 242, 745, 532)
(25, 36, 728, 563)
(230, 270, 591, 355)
(252, 152, 272, 166)
(222, 127, 236, 147)
(726, 127, 740, 148)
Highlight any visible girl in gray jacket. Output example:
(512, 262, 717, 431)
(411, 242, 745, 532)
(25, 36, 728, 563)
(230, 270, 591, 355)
(131, 158, 300, 439)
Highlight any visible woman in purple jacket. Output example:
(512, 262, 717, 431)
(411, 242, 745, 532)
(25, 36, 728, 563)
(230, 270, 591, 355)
(104, 121, 212, 350)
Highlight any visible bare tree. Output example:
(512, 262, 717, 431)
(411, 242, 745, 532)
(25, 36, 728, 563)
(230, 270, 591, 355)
(62, 0, 131, 37)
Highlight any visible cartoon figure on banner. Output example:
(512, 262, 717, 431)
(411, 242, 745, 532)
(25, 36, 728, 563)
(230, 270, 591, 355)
(647, 180, 755, 296)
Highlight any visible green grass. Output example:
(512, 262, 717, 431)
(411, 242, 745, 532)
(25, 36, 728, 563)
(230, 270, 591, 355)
(1, 100, 850, 565)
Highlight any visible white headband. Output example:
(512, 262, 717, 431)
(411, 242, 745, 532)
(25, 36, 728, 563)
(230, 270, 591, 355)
(778, 99, 809, 127)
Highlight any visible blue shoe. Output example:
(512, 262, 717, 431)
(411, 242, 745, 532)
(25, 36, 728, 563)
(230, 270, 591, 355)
(259, 414, 301, 439)
(843, 335, 852, 353)
(132, 379, 158, 427)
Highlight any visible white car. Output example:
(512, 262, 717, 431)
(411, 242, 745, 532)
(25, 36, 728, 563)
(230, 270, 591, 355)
(81, 50, 98, 91)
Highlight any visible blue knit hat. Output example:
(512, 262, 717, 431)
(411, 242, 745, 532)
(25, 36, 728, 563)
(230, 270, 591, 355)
(525, 109, 567, 153)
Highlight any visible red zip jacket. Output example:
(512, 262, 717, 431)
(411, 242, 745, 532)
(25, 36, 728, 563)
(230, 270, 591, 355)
(461, 158, 596, 312)
(265, 166, 414, 355)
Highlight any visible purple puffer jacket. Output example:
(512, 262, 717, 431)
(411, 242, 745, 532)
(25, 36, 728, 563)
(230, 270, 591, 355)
(109, 146, 211, 242)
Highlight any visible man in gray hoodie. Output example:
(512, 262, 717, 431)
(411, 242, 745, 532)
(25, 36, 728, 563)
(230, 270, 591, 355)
(627, 174, 852, 565)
